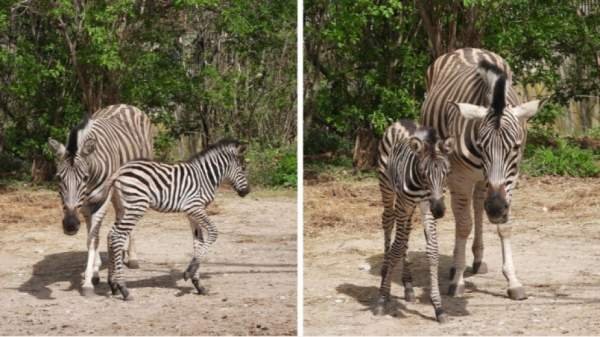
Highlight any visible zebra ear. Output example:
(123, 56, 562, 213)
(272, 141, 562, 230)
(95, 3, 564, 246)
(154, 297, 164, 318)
(48, 138, 66, 158)
(408, 137, 423, 154)
(452, 102, 488, 120)
(81, 137, 97, 157)
(237, 143, 248, 154)
(513, 100, 540, 122)
(440, 137, 455, 155)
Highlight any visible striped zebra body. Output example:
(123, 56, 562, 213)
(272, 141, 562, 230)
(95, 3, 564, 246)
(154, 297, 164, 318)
(421, 48, 540, 300)
(375, 120, 453, 323)
(107, 139, 250, 300)
(48, 104, 154, 295)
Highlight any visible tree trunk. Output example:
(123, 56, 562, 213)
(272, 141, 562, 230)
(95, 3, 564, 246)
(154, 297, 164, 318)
(31, 156, 54, 183)
(352, 128, 379, 172)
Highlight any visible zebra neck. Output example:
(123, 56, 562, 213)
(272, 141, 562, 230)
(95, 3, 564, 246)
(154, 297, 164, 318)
(189, 156, 232, 191)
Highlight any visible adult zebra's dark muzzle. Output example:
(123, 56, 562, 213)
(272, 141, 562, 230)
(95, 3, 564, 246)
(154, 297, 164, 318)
(62, 210, 81, 235)
(484, 185, 509, 224)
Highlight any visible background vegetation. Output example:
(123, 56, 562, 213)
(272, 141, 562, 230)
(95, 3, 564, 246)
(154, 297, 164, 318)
(305, 0, 599, 177)
(0, 0, 296, 187)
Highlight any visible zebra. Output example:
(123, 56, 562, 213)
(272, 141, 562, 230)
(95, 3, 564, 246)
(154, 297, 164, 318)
(48, 104, 154, 296)
(421, 48, 540, 300)
(374, 120, 454, 323)
(106, 139, 250, 300)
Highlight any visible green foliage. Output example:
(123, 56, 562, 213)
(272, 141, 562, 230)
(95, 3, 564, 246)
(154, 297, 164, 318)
(304, 127, 353, 156)
(306, 0, 600, 169)
(246, 144, 297, 188)
(0, 0, 295, 182)
(522, 139, 600, 177)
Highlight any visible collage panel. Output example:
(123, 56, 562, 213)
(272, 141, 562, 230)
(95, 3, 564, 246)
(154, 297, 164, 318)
(303, 0, 600, 336)
(0, 1, 297, 336)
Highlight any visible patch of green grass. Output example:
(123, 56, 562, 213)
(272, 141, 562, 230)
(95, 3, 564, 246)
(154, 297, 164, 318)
(246, 144, 297, 188)
(522, 139, 600, 177)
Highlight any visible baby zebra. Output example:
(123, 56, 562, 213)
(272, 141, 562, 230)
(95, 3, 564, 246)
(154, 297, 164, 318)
(107, 139, 250, 300)
(375, 120, 453, 323)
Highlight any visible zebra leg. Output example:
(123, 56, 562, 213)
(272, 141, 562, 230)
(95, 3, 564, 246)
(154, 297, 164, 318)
(124, 232, 140, 269)
(108, 227, 132, 300)
(472, 180, 488, 274)
(81, 200, 109, 296)
(448, 178, 474, 297)
(402, 251, 415, 303)
(420, 201, 447, 323)
(184, 208, 217, 295)
(375, 206, 413, 316)
(108, 188, 147, 301)
(380, 185, 396, 253)
(497, 224, 527, 300)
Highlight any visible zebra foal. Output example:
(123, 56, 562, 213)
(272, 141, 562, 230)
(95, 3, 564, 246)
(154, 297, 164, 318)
(107, 139, 250, 300)
(375, 120, 454, 323)
(48, 104, 153, 295)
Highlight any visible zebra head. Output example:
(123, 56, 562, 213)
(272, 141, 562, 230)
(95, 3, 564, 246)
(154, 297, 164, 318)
(409, 131, 454, 219)
(48, 135, 97, 235)
(225, 141, 250, 197)
(453, 62, 540, 224)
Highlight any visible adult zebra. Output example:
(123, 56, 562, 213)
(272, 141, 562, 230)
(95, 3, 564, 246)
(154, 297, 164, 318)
(375, 120, 454, 323)
(107, 139, 250, 300)
(48, 104, 154, 296)
(421, 48, 540, 300)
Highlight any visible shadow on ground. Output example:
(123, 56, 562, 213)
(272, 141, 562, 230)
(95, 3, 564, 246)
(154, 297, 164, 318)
(337, 251, 475, 321)
(18, 251, 296, 300)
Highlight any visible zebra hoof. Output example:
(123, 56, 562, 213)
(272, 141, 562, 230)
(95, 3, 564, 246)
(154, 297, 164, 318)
(373, 297, 388, 316)
(81, 286, 95, 297)
(191, 279, 207, 295)
(448, 267, 456, 280)
(126, 260, 140, 269)
(404, 289, 416, 303)
(507, 286, 527, 300)
(435, 308, 449, 324)
(92, 276, 100, 286)
(108, 280, 118, 296)
(472, 261, 488, 274)
(117, 283, 131, 301)
(448, 283, 465, 297)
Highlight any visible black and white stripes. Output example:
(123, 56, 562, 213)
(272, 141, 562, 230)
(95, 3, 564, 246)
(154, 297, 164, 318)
(107, 139, 250, 300)
(48, 104, 154, 296)
(374, 120, 453, 323)
(421, 48, 540, 300)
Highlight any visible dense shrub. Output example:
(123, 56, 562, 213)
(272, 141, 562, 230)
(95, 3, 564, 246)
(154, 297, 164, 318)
(246, 144, 297, 188)
(522, 139, 599, 177)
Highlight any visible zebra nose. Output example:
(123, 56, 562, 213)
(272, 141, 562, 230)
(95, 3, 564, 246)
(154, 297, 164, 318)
(430, 199, 445, 219)
(62, 212, 80, 235)
(484, 190, 509, 223)
(237, 186, 250, 197)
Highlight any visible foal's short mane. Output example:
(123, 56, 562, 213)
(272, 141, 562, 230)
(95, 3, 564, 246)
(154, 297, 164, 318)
(187, 138, 242, 162)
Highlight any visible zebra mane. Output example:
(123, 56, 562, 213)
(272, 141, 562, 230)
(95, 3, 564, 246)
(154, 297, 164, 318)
(187, 138, 243, 162)
(65, 115, 91, 163)
(414, 126, 440, 155)
(478, 60, 507, 129)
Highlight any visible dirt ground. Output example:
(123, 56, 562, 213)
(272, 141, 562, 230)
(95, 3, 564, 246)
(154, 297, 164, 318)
(0, 186, 297, 336)
(304, 174, 600, 336)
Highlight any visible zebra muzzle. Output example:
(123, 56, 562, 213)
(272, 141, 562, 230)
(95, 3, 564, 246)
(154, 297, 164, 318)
(62, 211, 80, 235)
(430, 199, 445, 219)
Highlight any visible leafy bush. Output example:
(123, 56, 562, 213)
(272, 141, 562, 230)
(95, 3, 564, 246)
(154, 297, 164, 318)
(304, 127, 352, 156)
(246, 144, 297, 188)
(522, 139, 599, 177)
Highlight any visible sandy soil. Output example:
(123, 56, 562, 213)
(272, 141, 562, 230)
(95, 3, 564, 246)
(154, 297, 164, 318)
(0, 186, 297, 336)
(304, 175, 600, 335)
